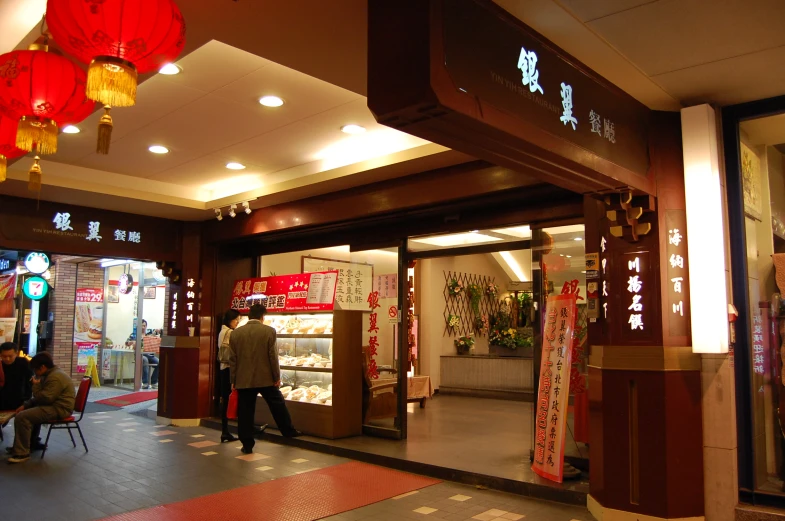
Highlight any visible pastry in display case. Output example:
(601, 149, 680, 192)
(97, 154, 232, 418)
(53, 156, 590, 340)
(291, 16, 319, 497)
(253, 310, 362, 439)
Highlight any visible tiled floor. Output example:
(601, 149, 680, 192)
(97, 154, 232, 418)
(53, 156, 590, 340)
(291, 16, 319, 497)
(0, 409, 594, 521)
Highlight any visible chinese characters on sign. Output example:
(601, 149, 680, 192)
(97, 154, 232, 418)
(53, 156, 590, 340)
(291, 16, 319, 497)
(627, 255, 644, 331)
(372, 274, 398, 299)
(230, 272, 338, 313)
(302, 258, 372, 311)
(532, 293, 577, 483)
(559, 83, 577, 130)
(600, 236, 608, 321)
(367, 290, 381, 380)
(665, 211, 690, 337)
(517, 46, 543, 94)
(53, 212, 142, 244)
(752, 315, 765, 375)
(185, 278, 197, 333)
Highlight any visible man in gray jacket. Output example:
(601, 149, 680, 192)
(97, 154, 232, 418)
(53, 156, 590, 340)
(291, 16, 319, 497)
(229, 304, 299, 453)
(8, 353, 75, 463)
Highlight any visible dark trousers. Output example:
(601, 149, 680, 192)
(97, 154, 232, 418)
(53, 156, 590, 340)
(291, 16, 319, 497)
(219, 368, 232, 434)
(237, 387, 296, 450)
(142, 353, 159, 385)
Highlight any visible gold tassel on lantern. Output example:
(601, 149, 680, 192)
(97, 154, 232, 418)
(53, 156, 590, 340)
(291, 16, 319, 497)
(0, 155, 6, 183)
(87, 57, 138, 107)
(97, 106, 113, 155)
(16, 117, 58, 155)
(28, 156, 42, 192)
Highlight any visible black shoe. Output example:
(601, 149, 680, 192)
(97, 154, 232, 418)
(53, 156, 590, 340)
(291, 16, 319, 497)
(220, 433, 237, 443)
(254, 424, 268, 439)
(240, 447, 253, 454)
(284, 430, 304, 438)
(31, 442, 47, 452)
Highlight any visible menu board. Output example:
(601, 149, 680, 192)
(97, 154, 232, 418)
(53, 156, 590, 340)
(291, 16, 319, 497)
(302, 257, 373, 311)
(231, 271, 338, 313)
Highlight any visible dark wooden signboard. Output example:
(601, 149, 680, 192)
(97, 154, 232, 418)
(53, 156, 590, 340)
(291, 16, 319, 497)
(369, 0, 654, 195)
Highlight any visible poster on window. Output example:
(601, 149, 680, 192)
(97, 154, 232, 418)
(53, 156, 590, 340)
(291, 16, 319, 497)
(76, 342, 98, 374)
(0, 272, 17, 300)
(230, 271, 338, 313)
(74, 288, 104, 342)
(302, 257, 373, 311)
(532, 293, 577, 483)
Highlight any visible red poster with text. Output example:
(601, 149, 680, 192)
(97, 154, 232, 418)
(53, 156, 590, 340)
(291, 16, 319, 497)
(230, 271, 339, 313)
(76, 288, 104, 303)
(532, 293, 577, 483)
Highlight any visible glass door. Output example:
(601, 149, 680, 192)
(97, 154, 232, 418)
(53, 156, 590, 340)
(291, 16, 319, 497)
(102, 261, 145, 390)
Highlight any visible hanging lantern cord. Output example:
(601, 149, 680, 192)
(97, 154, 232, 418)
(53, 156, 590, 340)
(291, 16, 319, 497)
(97, 105, 113, 155)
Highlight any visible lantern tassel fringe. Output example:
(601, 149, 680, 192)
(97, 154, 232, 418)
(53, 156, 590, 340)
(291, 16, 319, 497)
(16, 117, 57, 155)
(28, 156, 42, 192)
(97, 106, 113, 155)
(87, 59, 137, 107)
(0, 155, 6, 183)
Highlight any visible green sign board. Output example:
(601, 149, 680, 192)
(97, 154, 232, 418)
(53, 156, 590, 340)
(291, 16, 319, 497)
(23, 276, 49, 301)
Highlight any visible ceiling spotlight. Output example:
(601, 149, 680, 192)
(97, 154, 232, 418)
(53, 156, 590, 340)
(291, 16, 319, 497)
(574, 237, 583, 241)
(226, 162, 246, 170)
(148, 145, 169, 154)
(214, 208, 223, 221)
(62, 125, 80, 134)
(228, 204, 237, 218)
(259, 95, 284, 107)
(566, 255, 572, 258)
(242, 201, 252, 215)
(341, 124, 366, 134)
(158, 63, 181, 75)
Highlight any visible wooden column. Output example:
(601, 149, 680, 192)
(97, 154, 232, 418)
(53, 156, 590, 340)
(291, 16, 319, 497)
(587, 112, 704, 520)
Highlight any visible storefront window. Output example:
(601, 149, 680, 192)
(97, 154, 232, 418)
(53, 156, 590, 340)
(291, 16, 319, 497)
(739, 114, 785, 494)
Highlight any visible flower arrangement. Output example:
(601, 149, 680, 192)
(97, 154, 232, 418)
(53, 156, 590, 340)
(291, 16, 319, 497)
(467, 283, 483, 314)
(447, 278, 464, 296)
(489, 327, 531, 349)
(474, 313, 490, 334)
(447, 314, 461, 329)
(454, 335, 475, 354)
(486, 282, 499, 298)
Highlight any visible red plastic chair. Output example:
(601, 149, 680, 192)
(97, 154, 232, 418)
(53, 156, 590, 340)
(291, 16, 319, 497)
(41, 376, 92, 459)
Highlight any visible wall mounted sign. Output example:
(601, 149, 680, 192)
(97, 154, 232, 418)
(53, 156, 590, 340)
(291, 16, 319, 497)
(0, 258, 13, 272)
(118, 273, 133, 295)
(24, 252, 50, 275)
(230, 271, 339, 313)
(665, 210, 690, 337)
(23, 276, 49, 300)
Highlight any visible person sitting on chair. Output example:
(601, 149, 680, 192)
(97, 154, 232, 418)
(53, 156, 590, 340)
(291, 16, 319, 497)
(7, 353, 75, 464)
(0, 343, 44, 452)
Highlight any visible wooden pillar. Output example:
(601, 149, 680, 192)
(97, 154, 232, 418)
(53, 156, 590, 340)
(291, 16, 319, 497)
(587, 112, 704, 520)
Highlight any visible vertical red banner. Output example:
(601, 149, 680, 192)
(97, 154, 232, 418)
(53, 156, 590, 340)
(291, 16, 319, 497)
(532, 293, 578, 483)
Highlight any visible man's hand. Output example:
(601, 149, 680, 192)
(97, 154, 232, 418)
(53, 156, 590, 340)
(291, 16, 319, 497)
(15, 405, 24, 414)
(275, 380, 281, 388)
(31, 376, 40, 385)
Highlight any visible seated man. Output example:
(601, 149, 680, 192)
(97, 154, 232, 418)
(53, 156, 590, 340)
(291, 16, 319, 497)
(0, 343, 43, 450)
(8, 353, 75, 464)
(129, 320, 158, 390)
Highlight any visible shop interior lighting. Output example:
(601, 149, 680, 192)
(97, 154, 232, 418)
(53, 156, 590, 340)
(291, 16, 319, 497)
(62, 125, 80, 134)
(259, 95, 284, 107)
(499, 251, 526, 281)
(410, 232, 503, 248)
(491, 225, 531, 239)
(148, 145, 169, 154)
(574, 237, 583, 241)
(214, 208, 223, 221)
(228, 204, 237, 218)
(226, 162, 246, 170)
(341, 124, 366, 134)
(158, 63, 182, 75)
(100, 259, 134, 268)
(242, 201, 252, 214)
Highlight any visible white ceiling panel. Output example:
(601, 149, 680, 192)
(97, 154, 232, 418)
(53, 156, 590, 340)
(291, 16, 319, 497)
(587, 0, 785, 76)
(556, 0, 656, 22)
(741, 114, 785, 147)
(163, 40, 268, 93)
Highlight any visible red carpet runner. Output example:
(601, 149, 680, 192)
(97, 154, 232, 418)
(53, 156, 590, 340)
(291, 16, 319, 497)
(99, 462, 440, 521)
(95, 391, 158, 407)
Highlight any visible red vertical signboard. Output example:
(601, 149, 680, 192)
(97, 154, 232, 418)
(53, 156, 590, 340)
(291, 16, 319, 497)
(532, 293, 577, 483)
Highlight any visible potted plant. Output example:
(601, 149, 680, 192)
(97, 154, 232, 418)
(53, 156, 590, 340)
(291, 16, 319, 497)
(454, 335, 475, 355)
(488, 309, 530, 356)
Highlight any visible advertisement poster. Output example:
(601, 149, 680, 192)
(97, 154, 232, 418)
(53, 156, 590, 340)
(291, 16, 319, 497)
(23, 310, 31, 334)
(0, 317, 17, 343)
(302, 258, 373, 311)
(74, 288, 104, 342)
(532, 293, 577, 483)
(101, 349, 112, 379)
(231, 271, 338, 313)
(76, 342, 98, 374)
(0, 272, 17, 300)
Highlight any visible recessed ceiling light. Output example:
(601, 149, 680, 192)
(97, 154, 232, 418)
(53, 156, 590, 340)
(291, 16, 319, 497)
(566, 255, 572, 258)
(62, 125, 80, 134)
(158, 63, 181, 75)
(574, 237, 583, 241)
(226, 162, 246, 170)
(259, 96, 284, 107)
(341, 124, 366, 134)
(148, 145, 169, 154)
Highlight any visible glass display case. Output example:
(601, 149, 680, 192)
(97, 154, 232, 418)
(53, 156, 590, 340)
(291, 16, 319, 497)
(254, 310, 363, 439)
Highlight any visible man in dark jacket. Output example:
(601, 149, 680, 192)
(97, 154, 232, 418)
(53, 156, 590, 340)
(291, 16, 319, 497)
(229, 304, 300, 453)
(0, 343, 45, 451)
(8, 353, 75, 464)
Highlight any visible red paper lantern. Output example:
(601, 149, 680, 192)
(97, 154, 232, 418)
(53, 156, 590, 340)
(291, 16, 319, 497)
(0, 43, 95, 190)
(46, 0, 186, 110)
(0, 110, 27, 183)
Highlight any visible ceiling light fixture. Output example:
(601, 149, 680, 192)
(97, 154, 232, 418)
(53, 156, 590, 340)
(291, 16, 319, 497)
(148, 145, 169, 154)
(62, 125, 80, 134)
(214, 208, 223, 221)
(259, 95, 284, 107)
(341, 124, 366, 134)
(158, 63, 181, 75)
(226, 162, 246, 170)
(574, 237, 583, 241)
(242, 201, 252, 215)
(228, 204, 237, 218)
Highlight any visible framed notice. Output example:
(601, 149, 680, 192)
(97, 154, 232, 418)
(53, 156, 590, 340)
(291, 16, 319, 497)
(302, 257, 373, 311)
(532, 293, 577, 483)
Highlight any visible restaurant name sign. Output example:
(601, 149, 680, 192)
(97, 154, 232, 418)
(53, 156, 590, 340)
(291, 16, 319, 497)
(230, 271, 339, 313)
